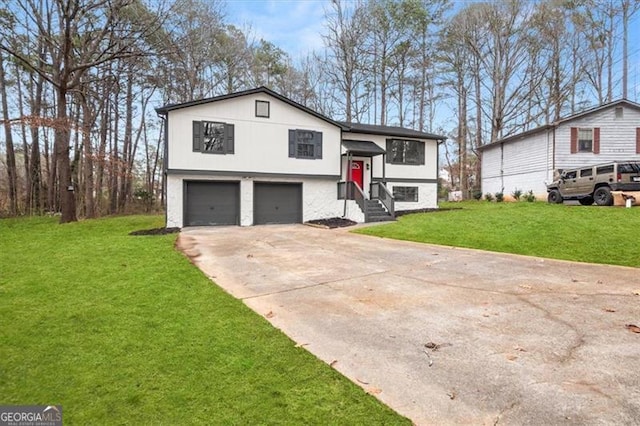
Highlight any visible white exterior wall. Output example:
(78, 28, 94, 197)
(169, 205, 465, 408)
(481, 130, 553, 197)
(341, 131, 439, 210)
(554, 105, 640, 169)
(389, 182, 438, 210)
(166, 173, 342, 227)
(167, 93, 341, 176)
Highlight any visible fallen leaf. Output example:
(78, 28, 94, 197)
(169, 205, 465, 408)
(356, 378, 370, 385)
(603, 308, 616, 313)
(625, 324, 640, 333)
(483, 314, 490, 318)
(265, 311, 274, 318)
(294, 342, 308, 348)
(425, 342, 440, 351)
(447, 391, 456, 400)
(633, 291, 640, 296)
(246, 254, 253, 258)
(596, 280, 603, 284)
(367, 387, 382, 395)
(519, 284, 532, 290)
(506, 354, 518, 361)
(513, 346, 526, 352)
(571, 279, 579, 283)
(330, 360, 338, 367)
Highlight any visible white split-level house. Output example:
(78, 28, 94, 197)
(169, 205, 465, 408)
(156, 87, 446, 227)
(480, 99, 640, 198)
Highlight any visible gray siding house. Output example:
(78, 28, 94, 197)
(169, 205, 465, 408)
(480, 99, 640, 198)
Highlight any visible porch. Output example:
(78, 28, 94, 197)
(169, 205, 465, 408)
(338, 140, 395, 223)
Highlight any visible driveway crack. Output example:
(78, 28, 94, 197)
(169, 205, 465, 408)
(240, 270, 390, 300)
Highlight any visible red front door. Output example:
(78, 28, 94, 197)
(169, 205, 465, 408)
(350, 160, 364, 190)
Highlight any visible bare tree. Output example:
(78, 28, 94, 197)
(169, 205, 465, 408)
(0, 0, 168, 223)
(321, 0, 370, 122)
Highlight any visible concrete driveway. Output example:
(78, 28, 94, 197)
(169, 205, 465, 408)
(178, 224, 640, 425)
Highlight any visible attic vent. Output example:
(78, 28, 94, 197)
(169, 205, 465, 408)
(615, 107, 623, 119)
(256, 100, 270, 118)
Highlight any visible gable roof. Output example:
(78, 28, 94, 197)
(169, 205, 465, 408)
(155, 86, 343, 128)
(156, 87, 447, 142)
(340, 121, 446, 141)
(478, 99, 640, 151)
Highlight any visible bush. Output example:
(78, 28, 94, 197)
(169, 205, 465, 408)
(495, 192, 504, 202)
(485, 193, 494, 202)
(511, 188, 522, 201)
(524, 190, 536, 202)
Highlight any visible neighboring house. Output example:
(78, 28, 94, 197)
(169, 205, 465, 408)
(156, 87, 445, 227)
(479, 99, 640, 198)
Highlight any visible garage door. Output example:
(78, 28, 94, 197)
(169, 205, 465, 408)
(254, 183, 302, 225)
(184, 181, 239, 226)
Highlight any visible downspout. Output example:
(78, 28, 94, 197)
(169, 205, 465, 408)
(437, 138, 446, 205)
(157, 112, 168, 226)
(552, 127, 556, 176)
(500, 142, 504, 194)
(436, 140, 440, 204)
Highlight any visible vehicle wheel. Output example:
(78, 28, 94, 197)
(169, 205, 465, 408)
(578, 196, 594, 206)
(547, 189, 563, 204)
(593, 187, 613, 206)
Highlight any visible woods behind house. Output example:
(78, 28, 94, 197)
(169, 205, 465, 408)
(0, 0, 637, 220)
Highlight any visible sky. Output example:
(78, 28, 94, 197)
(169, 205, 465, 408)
(224, 0, 640, 100)
(225, 0, 328, 61)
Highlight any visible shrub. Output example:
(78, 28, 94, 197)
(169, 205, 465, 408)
(511, 188, 522, 201)
(495, 192, 504, 202)
(524, 190, 536, 202)
(485, 193, 494, 202)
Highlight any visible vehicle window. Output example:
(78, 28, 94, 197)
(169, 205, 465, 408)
(618, 164, 637, 173)
(564, 171, 577, 179)
(580, 168, 593, 177)
(596, 165, 614, 174)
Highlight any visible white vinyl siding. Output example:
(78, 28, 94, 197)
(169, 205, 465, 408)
(167, 93, 341, 177)
(481, 130, 552, 196)
(555, 106, 640, 169)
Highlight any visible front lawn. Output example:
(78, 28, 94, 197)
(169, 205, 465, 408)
(0, 216, 407, 424)
(356, 202, 640, 268)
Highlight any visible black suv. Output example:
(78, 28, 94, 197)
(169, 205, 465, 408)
(546, 162, 640, 205)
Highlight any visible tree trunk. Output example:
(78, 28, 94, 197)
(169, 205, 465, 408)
(109, 87, 120, 215)
(0, 51, 19, 215)
(119, 66, 133, 212)
(458, 71, 468, 198)
(622, 0, 629, 99)
(56, 86, 77, 223)
(15, 61, 31, 214)
(81, 94, 95, 218)
(29, 71, 44, 214)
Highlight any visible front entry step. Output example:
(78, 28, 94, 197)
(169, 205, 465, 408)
(365, 199, 394, 222)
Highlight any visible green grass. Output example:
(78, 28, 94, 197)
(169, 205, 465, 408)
(357, 201, 640, 268)
(0, 215, 408, 425)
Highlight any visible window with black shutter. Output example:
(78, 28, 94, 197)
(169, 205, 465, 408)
(192, 121, 234, 154)
(288, 129, 323, 159)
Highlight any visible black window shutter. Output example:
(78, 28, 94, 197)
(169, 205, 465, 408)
(192, 121, 202, 152)
(418, 142, 425, 165)
(385, 139, 392, 163)
(288, 130, 296, 157)
(225, 123, 234, 154)
(315, 131, 322, 159)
